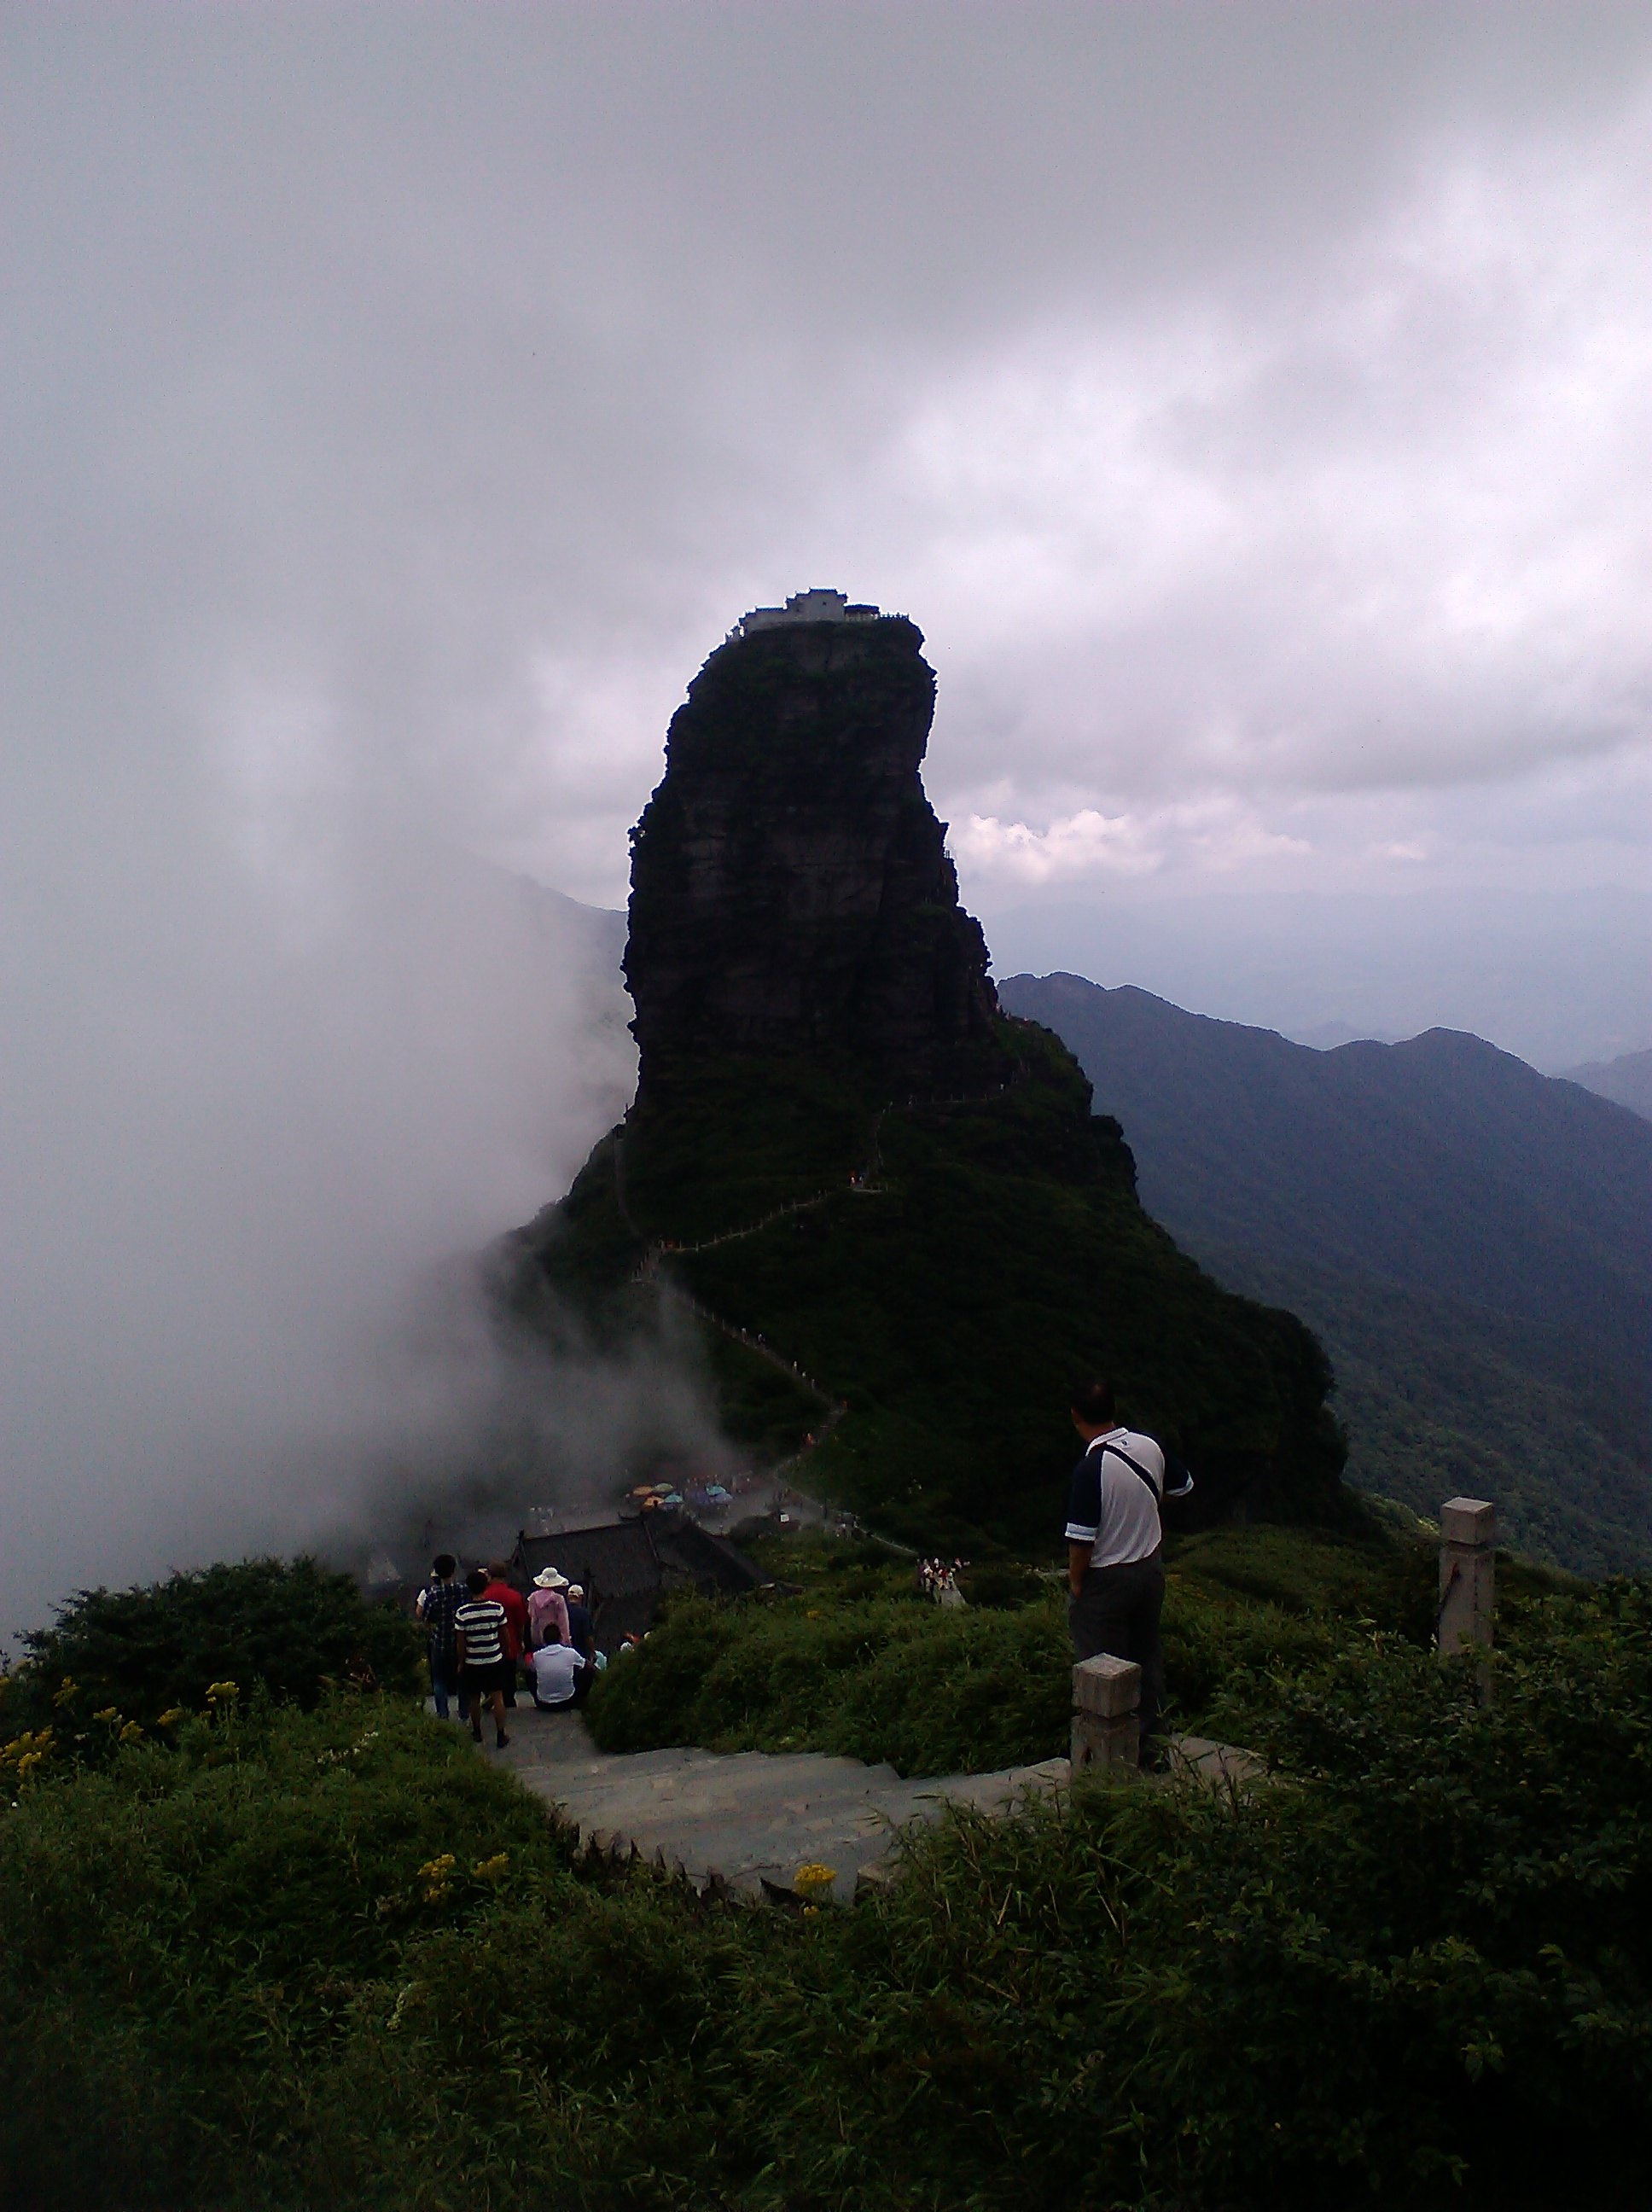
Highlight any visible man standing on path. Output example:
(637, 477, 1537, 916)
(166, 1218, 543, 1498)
(564, 1583, 596, 1706)
(483, 1560, 529, 1707)
(414, 1553, 466, 1722)
(1064, 1380, 1193, 1771)
(454, 1567, 511, 1750)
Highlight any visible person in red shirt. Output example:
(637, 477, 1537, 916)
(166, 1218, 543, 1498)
(483, 1560, 530, 1706)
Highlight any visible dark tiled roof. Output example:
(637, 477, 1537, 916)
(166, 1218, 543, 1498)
(517, 1520, 660, 1599)
(658, 1520, 770, 1596)
(512, 1516, 769, 1650)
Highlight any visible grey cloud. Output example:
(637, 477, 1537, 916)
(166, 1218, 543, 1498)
(5, 3, 1652, 1623)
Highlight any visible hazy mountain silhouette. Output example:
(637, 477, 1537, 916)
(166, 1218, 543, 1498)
(998, 974, 1652, 1574)
(1562, 1045, 1652, 1123)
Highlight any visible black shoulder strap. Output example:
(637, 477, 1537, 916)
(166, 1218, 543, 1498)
(1097, 1442, 1162, 1503)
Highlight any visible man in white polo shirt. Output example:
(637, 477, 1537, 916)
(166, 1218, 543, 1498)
(1064, 1378, 1194, 1769)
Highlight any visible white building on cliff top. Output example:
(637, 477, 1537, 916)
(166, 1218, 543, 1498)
(734, 588, 881, 637)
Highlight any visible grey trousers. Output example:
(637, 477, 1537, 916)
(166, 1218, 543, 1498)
(1068, 1552, 1166, 1759)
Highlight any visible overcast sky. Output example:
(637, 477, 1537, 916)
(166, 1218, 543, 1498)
(4, 3, 1651, 1622)
(9, 3, 1652, 917)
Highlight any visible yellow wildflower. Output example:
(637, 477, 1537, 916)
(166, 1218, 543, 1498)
(793, 1862, 837, 1896)
(93, 1707, 120, 1725)
(473, 1852, 509, 1883)
(52, 1678, 78, 1708)
(418, 1852, 457, 1903)
(155, 1708, 185, 1729)
(205, 1680, 240, 1703)
(119, 1720, 144, 1744)
(3, 1729, 53, 1780)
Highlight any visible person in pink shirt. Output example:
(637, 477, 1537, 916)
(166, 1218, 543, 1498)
(528, 1565, 570, 1649)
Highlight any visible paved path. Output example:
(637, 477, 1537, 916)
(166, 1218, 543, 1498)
(476, 1708, 1259, 1904)
(489, 1706, 1067, 1902)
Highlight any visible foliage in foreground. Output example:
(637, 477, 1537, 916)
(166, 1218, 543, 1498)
(0, 1557, 422, 1763)
(1, 1577, 1649, 2210)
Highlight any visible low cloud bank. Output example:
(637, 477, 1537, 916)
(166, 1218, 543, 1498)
(0, 747, 684, 1639)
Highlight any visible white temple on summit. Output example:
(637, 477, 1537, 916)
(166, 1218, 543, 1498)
(733, 588, 882, 637)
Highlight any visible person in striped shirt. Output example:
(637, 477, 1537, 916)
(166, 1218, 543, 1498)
(454, 1566, 511, 1749)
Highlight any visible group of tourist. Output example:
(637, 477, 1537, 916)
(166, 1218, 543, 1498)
(414, 1377, 1191, 1770)
(415, 1557, 596, 1750)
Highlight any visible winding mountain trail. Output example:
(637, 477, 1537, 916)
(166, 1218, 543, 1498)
(612, 1070, 1029, 1505)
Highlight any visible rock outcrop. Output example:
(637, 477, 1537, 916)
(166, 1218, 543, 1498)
(524, 592, 1355, 1551)
(625, 602, 1010, 1097)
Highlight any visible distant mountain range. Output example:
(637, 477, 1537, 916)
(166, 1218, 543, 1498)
(998, 974, 1652, 1575)
(1562, 1046, 1652, 1123)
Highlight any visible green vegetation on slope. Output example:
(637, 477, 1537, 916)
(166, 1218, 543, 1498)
(585, 1522, 1552, 1774)
(1, 1556, 422, 1758)
(998, 972, 1652, 1577)
(521, 1027, 1352, 1554)
(1205, 1243, 1652, 1575)
(2, 1557, 1647, 2210)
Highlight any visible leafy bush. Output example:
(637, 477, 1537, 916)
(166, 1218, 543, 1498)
(587, 1526, 1443, 1774)
(2, 1581, 1649, 2208)
(588, 1588, 1073, 1775)
(1, 1557, 422, 1761)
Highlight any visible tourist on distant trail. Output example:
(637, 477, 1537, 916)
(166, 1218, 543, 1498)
(454, 1566, 511, 1749)
(1063, 1380, 1195, 1772)
(564, 1583, 596, 1705)
(526, 1637, 585, 1711)
(415, 1553, 466, 1722)
(482, 1560, 529, 1704)
(528, 1566, 570, 1650)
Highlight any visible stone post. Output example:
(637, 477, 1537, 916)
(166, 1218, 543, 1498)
(1071, 1654, 1141, 1773)
(1438, 1496, 1495, 1702)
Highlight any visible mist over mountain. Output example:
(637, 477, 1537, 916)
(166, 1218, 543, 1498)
(999, 972, 1652, 1573)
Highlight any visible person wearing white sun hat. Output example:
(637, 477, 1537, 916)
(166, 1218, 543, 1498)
(528, 1566, 570, 1651)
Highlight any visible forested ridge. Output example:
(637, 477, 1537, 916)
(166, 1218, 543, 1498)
(1000, 972, 1652, 1573)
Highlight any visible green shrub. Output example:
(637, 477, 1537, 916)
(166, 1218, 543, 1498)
(2, 1581, 1649, 2208)
(587, 1526, 1441, 1775)
(1, 1557, 422, 1763)
(588, 1589, 1072, 1775)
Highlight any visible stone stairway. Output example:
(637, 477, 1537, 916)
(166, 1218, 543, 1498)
(491, 1707, 1064, 1901)
(482, 1707, 1258, 1903)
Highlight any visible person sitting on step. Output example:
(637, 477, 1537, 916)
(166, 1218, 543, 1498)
(526, 1637, 585, 1712)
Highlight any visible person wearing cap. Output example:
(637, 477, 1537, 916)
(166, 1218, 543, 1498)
(565, 1583, 596, 1704)
(528, 1567, 570, 1650)
(414, 1553, 467, 1722)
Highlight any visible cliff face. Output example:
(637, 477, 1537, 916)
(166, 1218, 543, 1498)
(625, 611, 1009, 1097)
(521, 597, 1356, 1551)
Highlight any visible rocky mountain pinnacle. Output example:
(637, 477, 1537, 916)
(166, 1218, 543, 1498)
(624, 596, 1011, 1099)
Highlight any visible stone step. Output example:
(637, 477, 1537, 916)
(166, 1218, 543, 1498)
(460, 1706, 1256, 1905)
